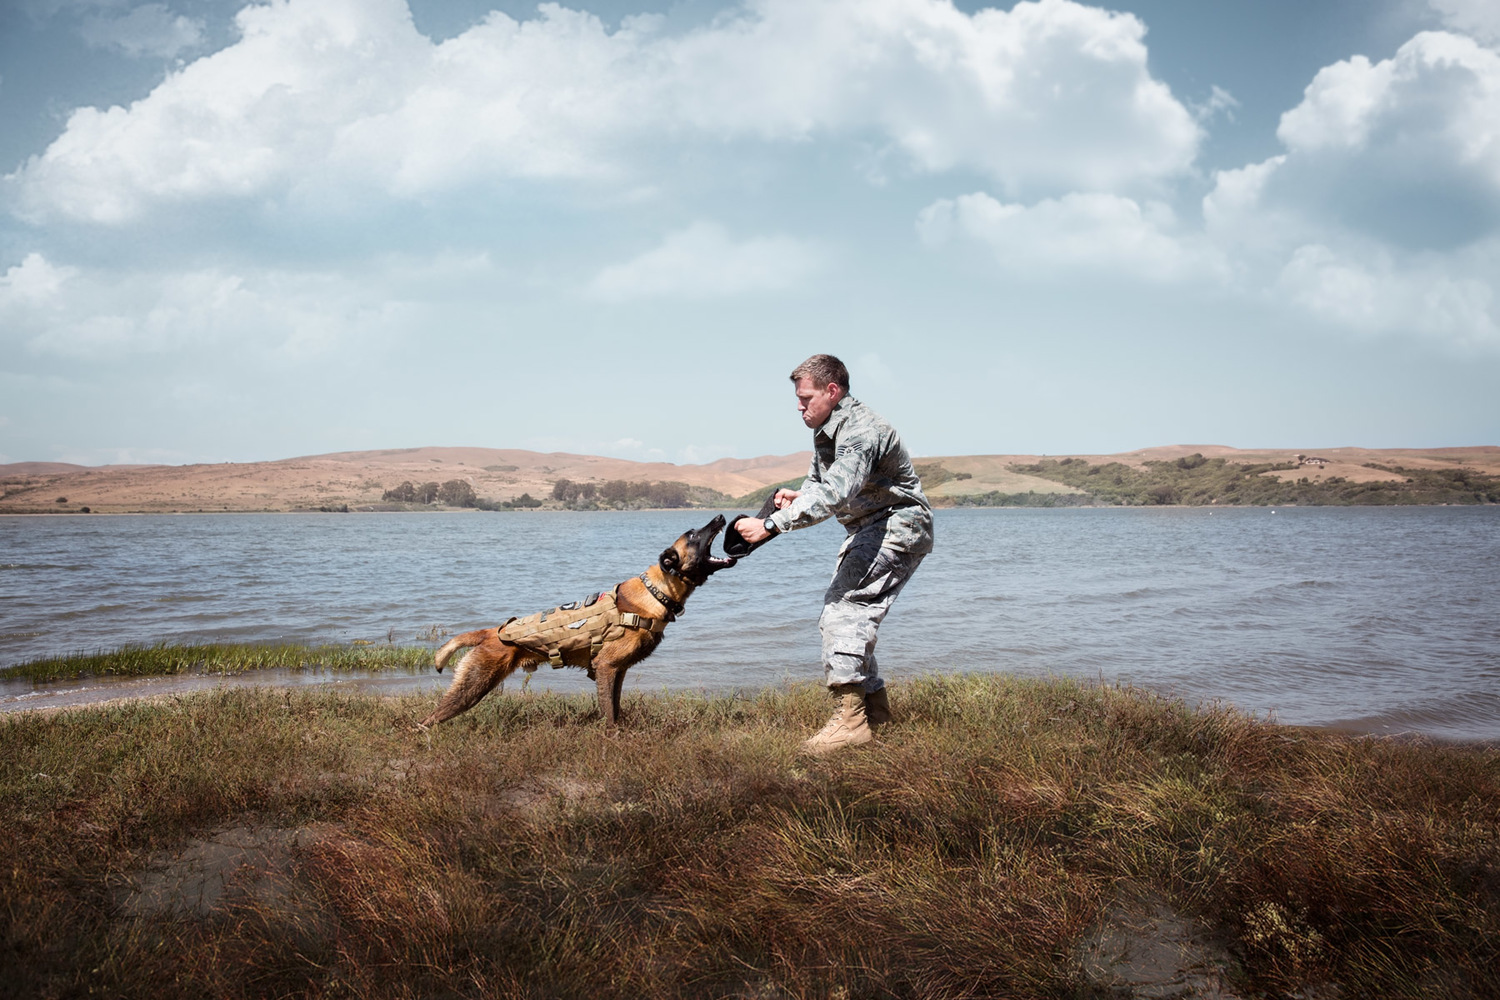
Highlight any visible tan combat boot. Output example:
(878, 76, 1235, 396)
(865, 686, 891, 727)
(801, 684, 873, 755)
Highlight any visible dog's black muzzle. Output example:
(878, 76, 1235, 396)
(685, 514, 737, 582)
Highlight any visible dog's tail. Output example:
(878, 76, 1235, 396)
(435, 629, 492, 673)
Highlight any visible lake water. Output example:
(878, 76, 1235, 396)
(2, 508, 1497, 741)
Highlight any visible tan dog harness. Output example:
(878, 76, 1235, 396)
(497, 587, 668, 671)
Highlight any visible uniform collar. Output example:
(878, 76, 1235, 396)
(815, 394, 857, 440)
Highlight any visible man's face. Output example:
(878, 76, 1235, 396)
(794, 377, 842, 429)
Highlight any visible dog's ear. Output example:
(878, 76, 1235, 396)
(658, 547, 680, 573)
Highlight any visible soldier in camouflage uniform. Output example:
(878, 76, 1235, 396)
(734, 354, 933, 753)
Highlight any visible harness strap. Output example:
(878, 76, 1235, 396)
(618, 611, 665, 632)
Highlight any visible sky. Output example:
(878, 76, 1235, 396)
(2, 0, 1499, 467)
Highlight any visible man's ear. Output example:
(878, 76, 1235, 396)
(658, 547, 680, 572)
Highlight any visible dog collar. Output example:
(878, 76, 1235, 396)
(639, 572, 685, 620)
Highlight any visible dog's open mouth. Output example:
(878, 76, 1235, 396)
(693, 514, 737, 578)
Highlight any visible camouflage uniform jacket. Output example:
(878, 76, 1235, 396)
(766, 395, 933, 554)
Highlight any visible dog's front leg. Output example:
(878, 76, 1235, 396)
(611, 668, 627, 721)
(594, 664, 620, 727)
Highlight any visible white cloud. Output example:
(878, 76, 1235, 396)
(1267, 31, 1500, 250)
(1194, 30, 1500, 348)
(1276, 243, 1499, 347)
(0, 252, 77, 307)
(918, 191, 1224, 282)
(0, 255, 420, 359)
(1428, 0, 1500, 45)
(78, 3, 205, 58)
(588, 222, 821, 300)
(661, 0, 1200, 194)
(7, 0, 1201, 224)
(1190, 84, 1240, 124)
(917, 29, 1500, 348)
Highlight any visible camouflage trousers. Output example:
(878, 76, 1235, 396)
(820, 519, 930, 692)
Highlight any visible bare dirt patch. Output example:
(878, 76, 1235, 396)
(1077, 896, 1244, 999)
(1260, 462, 1403, 484)
(493, 775, 608, 820)
(119, 821, 340, 922)
(929, 464, 1087, 496)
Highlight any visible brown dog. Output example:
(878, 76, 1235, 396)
(419, 514, 737, 727)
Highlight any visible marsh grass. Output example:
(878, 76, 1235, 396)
(1, 674, 1496, 999)
(2, 642, 434, 683)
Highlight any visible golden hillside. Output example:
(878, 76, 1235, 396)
(0, 447, 812, 514)
(3, 445, 1496, 513)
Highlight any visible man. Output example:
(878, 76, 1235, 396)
(734, 354, 934, 754)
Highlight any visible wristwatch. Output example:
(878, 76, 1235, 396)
(763, 517, 780, 536)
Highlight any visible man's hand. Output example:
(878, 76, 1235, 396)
(735, 517, 772, 545)
(773, 488, 800, 510)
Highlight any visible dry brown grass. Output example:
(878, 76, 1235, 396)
(1, 675, 1496, 999)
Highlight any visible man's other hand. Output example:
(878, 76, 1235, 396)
(736, 517, 772, 545)
(773, 488, 800, 509)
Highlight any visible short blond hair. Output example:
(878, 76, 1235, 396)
(789, 354, 849, 392)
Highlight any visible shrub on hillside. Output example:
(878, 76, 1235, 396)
(504, 492, 543, 508)
(551, 479, 597, 503)
(438, 479, 477, 507)
(381, 481, 418, 502)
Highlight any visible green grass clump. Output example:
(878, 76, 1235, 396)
(1, 675, 1496, 999)
(2, 642, 434, 682)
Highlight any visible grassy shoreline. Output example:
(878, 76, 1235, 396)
(1, 641, 436, 683)
(2, 675, 1496, 999)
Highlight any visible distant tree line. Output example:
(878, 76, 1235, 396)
(382, 479, 478, 507)
(501, 493, 542, 508)
(387, 457, 1497, 512)
(551, 478, 698, 509)
(949, 491, 1096, 508)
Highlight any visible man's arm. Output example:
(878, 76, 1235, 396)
(768, 433, 880, 532)
(732, 486, 803, 547)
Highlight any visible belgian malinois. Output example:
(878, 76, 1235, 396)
(420, 514, 737, 727)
